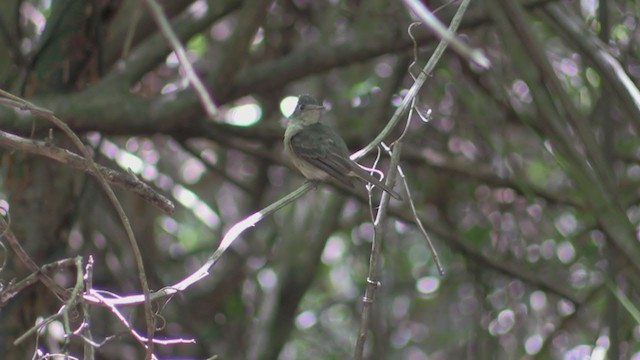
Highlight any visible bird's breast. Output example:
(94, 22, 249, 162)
(284, 127, 329, 181)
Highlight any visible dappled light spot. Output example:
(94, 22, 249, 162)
(166, 52, 180, 67)
(321, 235, 346, 264)
(252, 27, 264, 46)
(188, 0, 208, 18)
(540, 239, 556, 259)
(556, 241, 575, 264)
(488, 309, 515, 336)
(161, 83, 179, 94)
(160, 216, 179, 234)
(558, 58, 579, 77)
(116, 151, 144, 174)
(280, 96, 299, 118)
(525, 334, 543, 355)
(557, 299, 575, 317)
(225, 102, 262, 126)
(295, 311, 317, 330)
(391, 327, 411, 348)
(555, 212, 578, 236)
(511, 79, 532, 104)
(416, 276, 440, 296)
(181, 158, 206, 184)
(212, 20, 233, 40)
(375, 62, 393, 78)
(46, 320, 65, 342)
(173, 184, 197, 208)
(257, 268, 277, 290)
(193, 202, 220, 229)
(564, 345, 593, 360)
(68, 228, 83, 250)
(172, 184, 220, 228)
(569, 263, 589, 288)
(529, 291, 547, 312)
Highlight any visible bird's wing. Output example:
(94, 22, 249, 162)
(291, 124, 403, 200)
(289, 123, 354, 187)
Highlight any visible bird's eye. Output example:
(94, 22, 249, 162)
(299, 104, 305, 111)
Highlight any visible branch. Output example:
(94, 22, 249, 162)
(489, 0, 640, 274)
(401, 0, 489, 68)
(227, 0, 554, 102)
(143, 0, 218, 118)
(103, 0, 194, 66)
(0, 89, 157, 359)
(354, 141, 404, 359)
(0, 129, 174, 213)
(0, 217, 69, 302)
(0, 1, 560, 137)
(543, 3, 640, 125)
(354, 0, 471, 356)
(212, 0, 273, 99)
(0, 257, 75, 307)
(102, 0, 242, 86)
(83, 182, 314, 306)
(401, 146, 583, 208)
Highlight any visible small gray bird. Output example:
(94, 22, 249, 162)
(284, 95, 402, 200)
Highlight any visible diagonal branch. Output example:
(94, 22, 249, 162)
(143, 0, 218, 118)
(212, 0, 274, 100)
(0, 129, 174, 213)
(0, 89, 157, 359)
(102, 0, 242, 86)
(542, 3, 640, 125)
(355, 1, 471, 357)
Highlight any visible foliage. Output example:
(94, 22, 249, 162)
(0, 0, 639, 359)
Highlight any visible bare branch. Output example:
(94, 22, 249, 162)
(0, 130, 174, 213)
(0, 89, 157, 359)
(143, 0, 218, 119)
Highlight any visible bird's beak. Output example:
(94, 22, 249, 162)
(306, 104, 325, 111)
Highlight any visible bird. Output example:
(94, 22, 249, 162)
(284, 95, 402, 200)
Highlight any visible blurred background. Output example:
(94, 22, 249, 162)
(1, 0, 639, 359)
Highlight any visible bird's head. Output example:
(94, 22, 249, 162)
(290, 95, 325, 125)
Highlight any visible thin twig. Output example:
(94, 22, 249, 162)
(14, 256, 84, 346)
(352, 0, 474, 161)
(83, 182, 314, 306)
(0, 88, 156, 359)
(60, 256, 86, 357)
(354, 1, 473, 355)
(0, 129, 174, 213)
(142, 0, 218, 119)
(354, 139, 402, 359)
(82, 256, 95, 360)
(0, 258, 75, 306)
(401, 0, 490, 69)
(0, 216, 69, 301)
(401, 102, 445, 275)
(87, 290, 196, 347)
